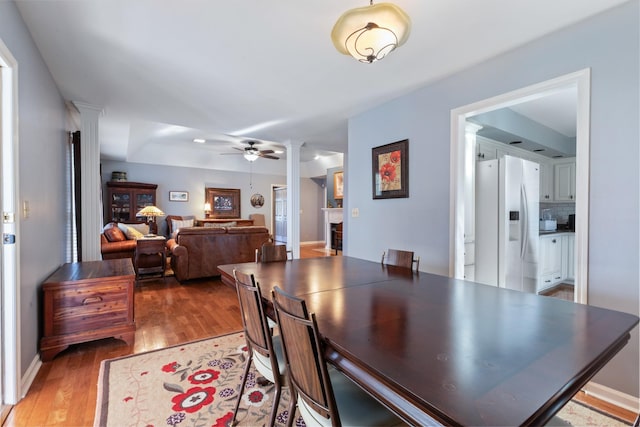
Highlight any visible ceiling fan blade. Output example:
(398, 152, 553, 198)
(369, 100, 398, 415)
(259, 149, 275, 155)
(220, 152, 243, 155)
(259, 154, 280, 160)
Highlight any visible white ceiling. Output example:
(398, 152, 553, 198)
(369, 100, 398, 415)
(15, 0, 627, 170)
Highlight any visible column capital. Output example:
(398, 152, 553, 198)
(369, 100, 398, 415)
(283, 140, 305, 149)
(465, 122, 483, 134)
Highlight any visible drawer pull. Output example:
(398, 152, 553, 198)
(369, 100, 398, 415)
(82, 296, 103, 305)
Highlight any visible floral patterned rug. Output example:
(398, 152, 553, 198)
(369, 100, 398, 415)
(95, 331, 630, 427)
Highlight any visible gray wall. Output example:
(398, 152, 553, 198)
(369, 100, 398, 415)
(346, 1, 639, 397)
(0, 2, 67, 376)
(102, 161, 324, 242)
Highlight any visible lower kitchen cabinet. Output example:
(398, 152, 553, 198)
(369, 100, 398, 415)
(538, 233, 575, 293)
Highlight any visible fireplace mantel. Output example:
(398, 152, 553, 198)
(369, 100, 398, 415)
(321, 208, 343, 249)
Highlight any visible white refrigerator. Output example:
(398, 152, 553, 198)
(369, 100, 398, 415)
(475, 155, 540, 293)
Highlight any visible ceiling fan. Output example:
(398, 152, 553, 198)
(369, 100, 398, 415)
(221, 140, 280, 161)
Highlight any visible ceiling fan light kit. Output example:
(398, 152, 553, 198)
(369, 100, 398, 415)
(244, 151, 259, 162)
(221, 140, 280, 162)
(331, 1, 411, 64)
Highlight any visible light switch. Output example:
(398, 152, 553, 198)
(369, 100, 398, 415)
(351, 208, 359, 217)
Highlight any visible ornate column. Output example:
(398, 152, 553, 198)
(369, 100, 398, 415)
(72, 102, 103, 261)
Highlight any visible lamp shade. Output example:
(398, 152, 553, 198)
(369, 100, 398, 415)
(331, 2, 411, 63)
(136, 205, 165, 217)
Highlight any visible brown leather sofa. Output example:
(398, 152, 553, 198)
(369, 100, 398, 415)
(100, 234, 137, 259)
(167, 226, 270, 282)
(100, 222, 138, 259)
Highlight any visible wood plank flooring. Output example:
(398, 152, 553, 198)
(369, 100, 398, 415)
(3, 244, 636, 426)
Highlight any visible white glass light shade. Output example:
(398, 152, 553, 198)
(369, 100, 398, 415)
(204, 202, 212, 212)
(244, 152, 259, 162)
(331, 2, 411, 63)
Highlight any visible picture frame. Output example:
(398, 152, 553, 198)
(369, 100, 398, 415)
(205, 187, 241, 219)
(169, 191, 189, 202)
(372, 139, 409, 199)
(333, 171, 344, 199)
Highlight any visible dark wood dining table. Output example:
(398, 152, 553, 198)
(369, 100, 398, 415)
(218, 256, 639, 426)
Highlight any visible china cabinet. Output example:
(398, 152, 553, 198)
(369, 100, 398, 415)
(105, 181, 157, 224)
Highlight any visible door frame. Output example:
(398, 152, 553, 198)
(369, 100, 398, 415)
(0, 37, 21, 410)
(450, 69, 591, 304)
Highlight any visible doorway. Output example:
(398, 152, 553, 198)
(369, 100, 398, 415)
(272, 185, 287, 244)
(450, 69, 591, 304)
(0, 38, 21, 416)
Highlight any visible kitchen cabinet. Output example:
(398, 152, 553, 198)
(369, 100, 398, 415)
(476, 140, 497, 161)
(105, 181, 158, 224)
(554, 161, 576, 201)
(539, 234, 563, 291)
(539, 161, 553, 201)
(538, 232, 575, 292)
(474, 138, 576, 203)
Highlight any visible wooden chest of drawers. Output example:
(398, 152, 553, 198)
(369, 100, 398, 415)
(40, 259, 136, 361)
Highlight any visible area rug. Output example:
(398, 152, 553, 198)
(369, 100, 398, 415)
(95, 331, 630, 427)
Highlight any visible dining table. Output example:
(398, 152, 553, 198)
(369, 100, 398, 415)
(218, 256, 639, 426)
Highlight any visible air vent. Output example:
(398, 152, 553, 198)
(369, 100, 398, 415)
(552, 155, 564, 158)
(533, 149, 545, 152)
(509, 141, 522, 145)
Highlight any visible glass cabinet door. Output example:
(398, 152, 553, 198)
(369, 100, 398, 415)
(111, 192, 131, 222)
(136, 193, 154, 212)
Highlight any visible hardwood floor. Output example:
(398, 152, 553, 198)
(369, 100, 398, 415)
(3, 244, 636, 426)
(2, 243, 331, 427)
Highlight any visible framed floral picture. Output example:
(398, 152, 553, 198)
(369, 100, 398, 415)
(372, 139, 409, 199)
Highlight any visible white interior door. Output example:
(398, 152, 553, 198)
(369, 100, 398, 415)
(273, 186, 287, 244)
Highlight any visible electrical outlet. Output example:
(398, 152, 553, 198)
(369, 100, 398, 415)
(351, 208, 359, 217)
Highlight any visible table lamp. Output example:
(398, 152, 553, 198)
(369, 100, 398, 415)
(136, 205, 165, 235)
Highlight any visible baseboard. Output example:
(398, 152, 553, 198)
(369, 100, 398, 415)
(20, 354, 42, 399)
(301, 241, 324, 246)
(583, 381, 640, 413)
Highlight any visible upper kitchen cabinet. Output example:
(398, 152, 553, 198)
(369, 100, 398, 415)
(554, 159, 576, 201)
(539, 162, 553, 202)
(476, 140, 497, 161)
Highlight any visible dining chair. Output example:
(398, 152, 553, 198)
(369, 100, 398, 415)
(382, 248, 420, 271)
(272, 286, 402, 427)
(232, 270, 286, 427)
(256, 243, 292, 263)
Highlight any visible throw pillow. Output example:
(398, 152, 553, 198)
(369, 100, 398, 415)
(171, 219, 194, 238)
(127, 222, 150, 235)
(124, 226, 144, 240)
(203, 221, 237, 228)
(104, 225, 126, 242)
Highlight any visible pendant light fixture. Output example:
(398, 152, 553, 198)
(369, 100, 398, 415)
(331, 1, 411, 64)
